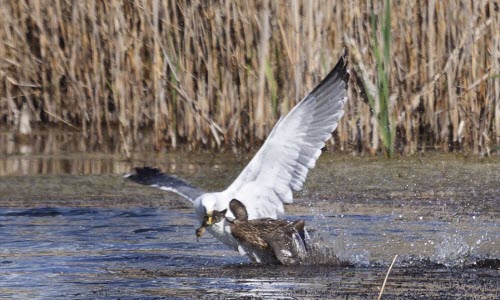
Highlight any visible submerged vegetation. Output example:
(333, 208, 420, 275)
(0, 1, 498, 155)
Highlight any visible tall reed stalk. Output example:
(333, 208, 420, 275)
(368, 0, 394, 157)
(0, 1, 497, 155)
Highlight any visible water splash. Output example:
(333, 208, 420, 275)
(302, 230, 344, 265)
(297, 225, 371, 266)
(431, 233, 471, 267)
(429, 231, 494, 267)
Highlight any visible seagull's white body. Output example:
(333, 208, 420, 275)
(127, 51, 349, 263)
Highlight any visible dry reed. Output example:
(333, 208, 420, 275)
(0, 1, 498, 155)
(377, 254, 398, 300)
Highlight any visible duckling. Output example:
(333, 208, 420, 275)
(196, 199, 308, 265)
(195, 208, 227, 242)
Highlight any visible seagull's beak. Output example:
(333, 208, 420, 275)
(205, 213, 213, 226)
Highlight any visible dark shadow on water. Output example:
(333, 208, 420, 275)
(5, 207, 63, 217)
(4, 207, 101, 217)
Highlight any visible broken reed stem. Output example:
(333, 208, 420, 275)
(42, 109, 80, 131)
(119, 125, 130, 159)
(377, 254, 398, 300)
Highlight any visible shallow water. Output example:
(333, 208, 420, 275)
(0, 205, 498, 299)
(0, 131, 499, 299)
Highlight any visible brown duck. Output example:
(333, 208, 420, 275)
(197, 199, 308, 265)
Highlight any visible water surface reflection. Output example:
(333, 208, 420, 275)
(0, 130, 498, 299)
(0, 206, 497, 299)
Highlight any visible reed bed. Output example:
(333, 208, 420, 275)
(0, 0, 498, 155)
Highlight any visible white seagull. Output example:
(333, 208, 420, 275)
(126, 50, 349, 263)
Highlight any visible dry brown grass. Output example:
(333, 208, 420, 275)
(0, 1, 498, 155)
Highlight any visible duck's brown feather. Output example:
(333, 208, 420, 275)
(229, 199, 248, 221)
(227, 199, 308, 264)
(229, 218, 303, 251)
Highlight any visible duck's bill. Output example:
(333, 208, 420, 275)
(195, 212, 215, 241)
(195, 226, 206, 241)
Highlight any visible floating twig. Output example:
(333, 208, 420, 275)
(377, 254, 398, 300)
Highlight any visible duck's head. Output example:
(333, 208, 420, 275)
(229, 199, 248, 221)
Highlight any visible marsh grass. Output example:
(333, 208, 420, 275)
(0, 1, 498, 155)
(362, 0, 395, 157)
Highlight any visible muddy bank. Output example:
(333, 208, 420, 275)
(1, 152, 498, 209)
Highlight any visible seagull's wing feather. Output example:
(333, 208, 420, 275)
(125, 167, 203, 203)
(224, 50, 349, 219)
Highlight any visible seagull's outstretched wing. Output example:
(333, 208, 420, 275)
(224, 50, 349, 219)
(125, 167, 203, 203)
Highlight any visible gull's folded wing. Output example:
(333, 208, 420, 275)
(224, 50, 349, 219)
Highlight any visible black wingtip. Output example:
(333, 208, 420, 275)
(337, 47, 349, 82)
(330, 48, 349, 82)
(134, 166, 161, 177)
(126, 166, 162, 185)
(310, 49, 349, 95)
(124, 166, 203, 201)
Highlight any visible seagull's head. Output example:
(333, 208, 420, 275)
(195, 193, 227, 239)
(196, 193, 217, 223)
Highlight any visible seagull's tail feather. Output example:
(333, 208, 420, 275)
(124, 167, 203, 203)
